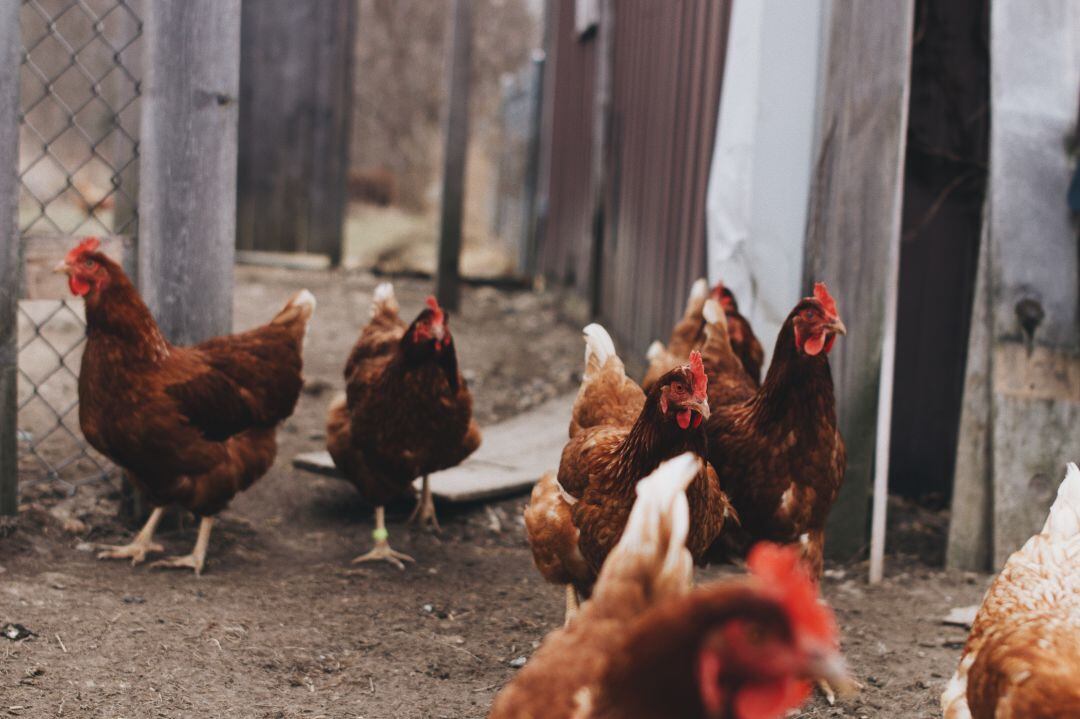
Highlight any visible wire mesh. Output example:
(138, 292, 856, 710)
(16, 0, 141, 492)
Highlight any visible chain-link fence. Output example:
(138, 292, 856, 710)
(15, 0, 141, 493)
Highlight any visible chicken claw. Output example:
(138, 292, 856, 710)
(149, 516, 213, 577)
(150, 553, 205, 576)
(353, 506, 415, 569)
(96, 506, 166, 566)
(351, 540, 416, 570)
(96, 540, 164, 566)
(407, 475, 441, 532)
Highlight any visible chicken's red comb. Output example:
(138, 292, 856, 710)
(748, 543, 836, 645)
(66, 236, 101, 264)
(688, 350, 708, 401)
(813, 282, 838, 319)
(709, 280, 725, 300)
(425, 295, 445, 325)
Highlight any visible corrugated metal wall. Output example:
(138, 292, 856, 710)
(538, 0, 597, 299)
(538, 0, 732, 361)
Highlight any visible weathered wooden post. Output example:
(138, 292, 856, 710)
(0, 1, 21, 516)
(802, 0, 915, 565)
(948, 0, 1080, 571)
(435, 0, 472, 312)
(138, 0, 242, 344)
(236, 0, 355, 265)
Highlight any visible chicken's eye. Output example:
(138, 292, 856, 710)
(745, 624, 766, 645)
(83, 258, 94, 268)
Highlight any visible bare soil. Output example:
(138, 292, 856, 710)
(1, 267, 988, 718)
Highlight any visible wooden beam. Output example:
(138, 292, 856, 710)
(138, 0, 242, 344)
(0, 0, 21, 516)
(435, 0, 473, 312)
(236, 0, 355, 265)
(803, 0, 915, 562)
(984, 0, 1080, 569)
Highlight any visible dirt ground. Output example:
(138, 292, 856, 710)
(1, 267, 988, 718)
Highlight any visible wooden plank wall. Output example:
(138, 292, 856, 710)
(236, 0, 355, 265)
(0, 0, 21, 516)
(803, 0, 915, 560)
(948, 0, 1080, 570)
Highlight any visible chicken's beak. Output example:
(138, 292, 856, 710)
(826, 319, 847, 337)
(53, 260, 70, 275)
(806, 649, 857, 698)
(687, 398, 710, 422)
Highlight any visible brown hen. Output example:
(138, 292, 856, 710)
(494, 454, 850, 719)
(705, 283, 846, 577)
(327, 283, 480, 567)
(525, 323, 734, 618)
(59, 238, 314, 575)
(942, 463, 1080, 719)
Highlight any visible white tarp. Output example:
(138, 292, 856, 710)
(705, 0, 828, 366)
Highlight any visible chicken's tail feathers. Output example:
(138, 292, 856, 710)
(702, 297, 727, 329)
(682, 277, 709, 318)
(272, 289, 317, 338)
(582, 323, 619, 378)
(646, 340, 666, 362)
(594, 453, 699, 601)
(1042, 462, 1080, 541)
(371, 282, 399, 319)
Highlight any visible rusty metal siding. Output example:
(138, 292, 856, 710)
(538, 0, 596, 298)
(538, 0, 731, 362)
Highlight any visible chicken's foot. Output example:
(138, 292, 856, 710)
(96, 506, 166, 565)
(407, 475, 440, 532)
(353, 506, 415, 570)
(150, 516, 213, 576)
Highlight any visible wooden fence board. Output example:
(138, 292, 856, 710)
(803, 0, 915, 560)
(0, 0, 21, 516)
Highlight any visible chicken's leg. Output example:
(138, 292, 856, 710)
(150, 516, 213, 576)
(96, 506, 166, 565)
(563, 585, 580, 626)
(407, 475, 440, 532)
(352, 506, 415, 569)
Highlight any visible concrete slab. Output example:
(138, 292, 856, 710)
(293, 394, 575, 503)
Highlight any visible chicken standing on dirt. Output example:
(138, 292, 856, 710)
(327, 283, 480, 568)
(705, 283, 846, 577)
(525, 324, 734, 619)
(58, 237, 315, 576)
(493, 454, 851, 719)
(941, 463, 1080, 719)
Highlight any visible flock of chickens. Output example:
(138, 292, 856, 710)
(54, 237, 1080, 718)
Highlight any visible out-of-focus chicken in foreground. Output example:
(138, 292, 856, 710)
(327, 283, 480, 568)
(941, 463, 1080, 719)
(493, 453, 851, 719)
(58, 237, 314, 575)
(525, 324, 734, 620)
